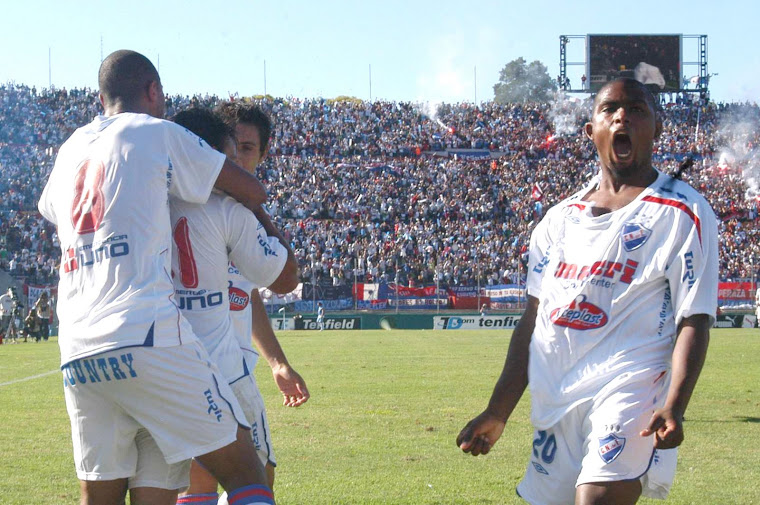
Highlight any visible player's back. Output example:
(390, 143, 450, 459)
(39, 113, 225, 365)
(170, 193, 287, 382)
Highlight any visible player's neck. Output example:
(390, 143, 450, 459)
(584, 167, 657, 216)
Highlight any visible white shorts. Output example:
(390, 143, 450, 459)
(517, 370, 677, 505)
(62, 341, 249, 485)
(230, 374, 276, 467)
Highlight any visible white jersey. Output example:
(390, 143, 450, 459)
(38, 113, 225, 365)
(526, 170, 718, 429)
(0, 294, 12, 316)
(170, 193, 287, 383)
(228, 266, 260, 371)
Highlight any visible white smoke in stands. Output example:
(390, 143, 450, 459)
(418, 101, 448, 130)
(547, 91, 590, 138)
(715, 114, 760, 201)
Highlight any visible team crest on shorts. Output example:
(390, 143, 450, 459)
(598, 434, 626, 464)
(621, 223, 652, 251)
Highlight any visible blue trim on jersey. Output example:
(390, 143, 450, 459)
(142, 322, 155, 347)
(625, 447, 657, 482)
(260, 410, 273, 462)
(211, 373, 248, 428)
(228, 357, 251, 385)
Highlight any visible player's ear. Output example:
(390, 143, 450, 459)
(584, 121, 593, 140)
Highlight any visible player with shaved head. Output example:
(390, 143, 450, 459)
(38, 50, 277, 505)
(458, 78, 718, 505)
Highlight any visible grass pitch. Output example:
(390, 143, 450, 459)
(0, 329, 758, 504)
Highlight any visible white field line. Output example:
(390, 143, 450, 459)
(0, 369, 59, 387)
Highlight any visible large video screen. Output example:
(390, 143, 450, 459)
(587, 35, 681, 92)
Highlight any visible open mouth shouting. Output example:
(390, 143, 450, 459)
(612, 131, 633, 160)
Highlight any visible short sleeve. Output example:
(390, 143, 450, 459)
(526, 214, 553, 298)
(164, 121, 226, 204)
(665, 200, 719, 326)
(225, 200, 288, 289)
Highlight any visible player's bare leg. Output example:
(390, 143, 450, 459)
(177, 459, 223, 500)
(195, 426, 270, 496)
(576, 480, 642, 505)
(80, 478, 128, 505)
(129, 486, 178, 505)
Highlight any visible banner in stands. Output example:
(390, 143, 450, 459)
(718, 281, 754, 308)
(23, 284, 57, 321)
(353, 283, 449, 310)
(302, 283, 353, 301)
(294, 298, 353, 312)
(484, 284, 526, 304)
(714, 314, 756, 328)
(434, 315, 522, 330)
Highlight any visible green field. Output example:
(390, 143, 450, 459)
(1, 329, 758, 504)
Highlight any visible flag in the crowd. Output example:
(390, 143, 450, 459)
(531, 183, 543, 201)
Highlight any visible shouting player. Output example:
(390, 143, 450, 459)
(216, 100, 310, 492)
(457, 78, 718, 505)
(170, 107, 299, 505)
(38, 50, 276, 505)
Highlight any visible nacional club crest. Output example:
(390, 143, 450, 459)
(598, 433, 626, 464)
(621, 223, 652, 252)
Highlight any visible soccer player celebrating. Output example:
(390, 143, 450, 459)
(457, 78, 718, 505)
(170, 107, 299, 505)
(38, 50, 276, 505)
(216, 100, 310, 492)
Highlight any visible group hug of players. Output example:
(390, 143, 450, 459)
(40, 50, 717, 505)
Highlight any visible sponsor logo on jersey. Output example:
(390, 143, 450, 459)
(682, 251, 696, 288)
(63, 235, 130, 273)
(257, 233, 279, 257)
(204, 389, 223, 422)
(175, 289, 224, 310)
(550, 295, 608, 330)
(598, 433, 626, 464)
(62, 352, 138, 386)
(621, 223, 652, 251)
(554, 259, 638, 285)
(229, 286, 250, 311)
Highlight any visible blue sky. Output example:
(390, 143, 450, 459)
(1, 0, 757, 104)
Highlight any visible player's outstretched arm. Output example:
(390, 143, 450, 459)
(249, 290, 310, 407)
(214, 158, 268, 211)
(457, 296, 538, 456)
(640, 313, 710, 449)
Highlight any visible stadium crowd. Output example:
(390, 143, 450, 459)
(1, 82, 759, 289)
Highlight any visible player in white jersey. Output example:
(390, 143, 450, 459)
(37, 50, 276, 505)
(217, 101, 310, 494)
(458, 79, 718, 505)
(169, 108, 299, 505)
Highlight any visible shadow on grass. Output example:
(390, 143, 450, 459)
(683, 417, 760, 423)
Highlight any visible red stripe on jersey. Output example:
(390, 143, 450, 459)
(173, 217, 199, 288)
(642, 195, 702, 245)
(568, 203, 586, 210)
